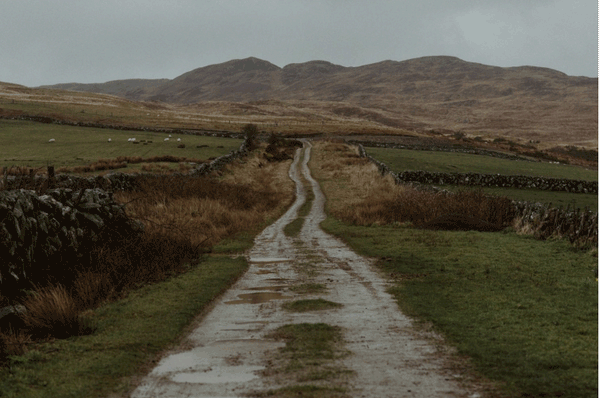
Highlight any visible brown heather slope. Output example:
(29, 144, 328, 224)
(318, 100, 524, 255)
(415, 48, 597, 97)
(39, 56, 598, 149)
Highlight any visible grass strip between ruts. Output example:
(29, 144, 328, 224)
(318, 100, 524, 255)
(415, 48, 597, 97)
(284, 150, 315, 237)
(0, 254, 249, 398)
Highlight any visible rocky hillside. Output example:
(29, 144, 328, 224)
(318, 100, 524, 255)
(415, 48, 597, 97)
(39, 56, 598, 148)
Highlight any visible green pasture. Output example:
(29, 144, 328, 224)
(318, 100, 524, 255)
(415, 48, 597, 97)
(441, 185, 598, 211)
(321, 218, 598, 398)
(367, 147, 598, 181)
(0, 119, 243, 169)
(367, 147, 598, 210)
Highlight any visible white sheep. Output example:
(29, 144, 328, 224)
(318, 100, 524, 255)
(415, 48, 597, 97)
(48, 138, 55, 143)
(168, 134, 172, 138)
(177, 138, 181, 142)
(127, 138, 132, 142)
(108, 138, 112, 142)
(164, 137, 169, 141)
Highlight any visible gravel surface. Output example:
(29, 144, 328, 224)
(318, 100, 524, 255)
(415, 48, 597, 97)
(130, 141, 480, 397)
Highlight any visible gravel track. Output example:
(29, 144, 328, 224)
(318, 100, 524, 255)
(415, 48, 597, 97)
(130, 141, 478, 397)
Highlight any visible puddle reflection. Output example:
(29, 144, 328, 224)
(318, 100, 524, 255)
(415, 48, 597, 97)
(225, 292, 291, 305)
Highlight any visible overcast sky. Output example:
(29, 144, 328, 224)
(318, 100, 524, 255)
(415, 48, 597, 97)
(1, 0, 597, 87)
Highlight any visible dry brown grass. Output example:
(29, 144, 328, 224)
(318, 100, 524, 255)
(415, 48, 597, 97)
(0, 330, 31, 361)
(115, 150, 294, 247)
(22, 285, 93, 339)
(310, 141, 514, 228)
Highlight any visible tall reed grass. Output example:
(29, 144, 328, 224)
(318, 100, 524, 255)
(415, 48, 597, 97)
(312, 142, 514, 228)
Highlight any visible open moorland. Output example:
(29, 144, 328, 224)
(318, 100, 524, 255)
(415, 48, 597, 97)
(0, 65, 596, 397)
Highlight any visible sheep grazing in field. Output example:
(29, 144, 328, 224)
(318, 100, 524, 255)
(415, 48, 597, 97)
(164, 137, 169, 141)
(48, 138, 55, 143)
(108, 138, 112, 142)
(177, 138, 181, 142)
(169, 134, 172, 138)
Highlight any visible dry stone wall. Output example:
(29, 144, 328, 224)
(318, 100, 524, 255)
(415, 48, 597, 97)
(358, 144, 598, 245)
(1, 138, 250, 192)
(358, 145, 597, 194)
(0, 188, 143, 285)
(0, 138, 251, 287)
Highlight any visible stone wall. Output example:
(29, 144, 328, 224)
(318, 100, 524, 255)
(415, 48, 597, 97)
(358, 145, 597, 194)
(358, 144, 598, 245)
(0, 138, 251, 286)
(1, 138, 250, 192)
(0, 188, 143, 285)
(351, 139, 535, 162)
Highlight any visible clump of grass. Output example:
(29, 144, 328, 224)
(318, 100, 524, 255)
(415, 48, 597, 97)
(22, 285, 95, 339)
(262, 323, 353, 396)
(282, 299, 342, 312)
(0, 331, 31, 363)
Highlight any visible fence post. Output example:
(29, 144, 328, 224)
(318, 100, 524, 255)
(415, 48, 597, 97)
(48, 166, 55, 189)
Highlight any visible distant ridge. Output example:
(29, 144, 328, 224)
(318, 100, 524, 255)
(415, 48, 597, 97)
(38, 56, 598, 147)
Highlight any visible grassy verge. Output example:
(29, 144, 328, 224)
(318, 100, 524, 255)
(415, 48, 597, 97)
(256, 323, 352, 398)
(321, 219, 598, 397)
(311, 141, 598, 398)
(0, 255, 248, 398)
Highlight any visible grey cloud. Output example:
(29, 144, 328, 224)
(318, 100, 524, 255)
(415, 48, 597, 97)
(0, 0, 596, 86)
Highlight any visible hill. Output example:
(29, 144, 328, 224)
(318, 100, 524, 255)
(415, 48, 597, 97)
(29, 56, 600, 149)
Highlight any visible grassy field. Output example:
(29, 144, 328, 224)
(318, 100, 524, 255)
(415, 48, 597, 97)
(367, 147, 598, 210)
(0, 119, 242, 169)
(439, 185, 598, 211)
(311, 142, 598, 398)
(366, 147, 598, 181)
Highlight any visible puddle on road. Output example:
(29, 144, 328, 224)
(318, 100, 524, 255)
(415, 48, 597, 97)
(245, 285, 288, 292)
(170, 366, 265, 384)
(265, 278, 290, 283)
(255, 270, 275, 275)
(248, 257, 292, 265)
(225, 292, 292, 305)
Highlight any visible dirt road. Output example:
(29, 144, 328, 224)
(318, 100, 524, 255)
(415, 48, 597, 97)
(131, 142, 479, 397)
